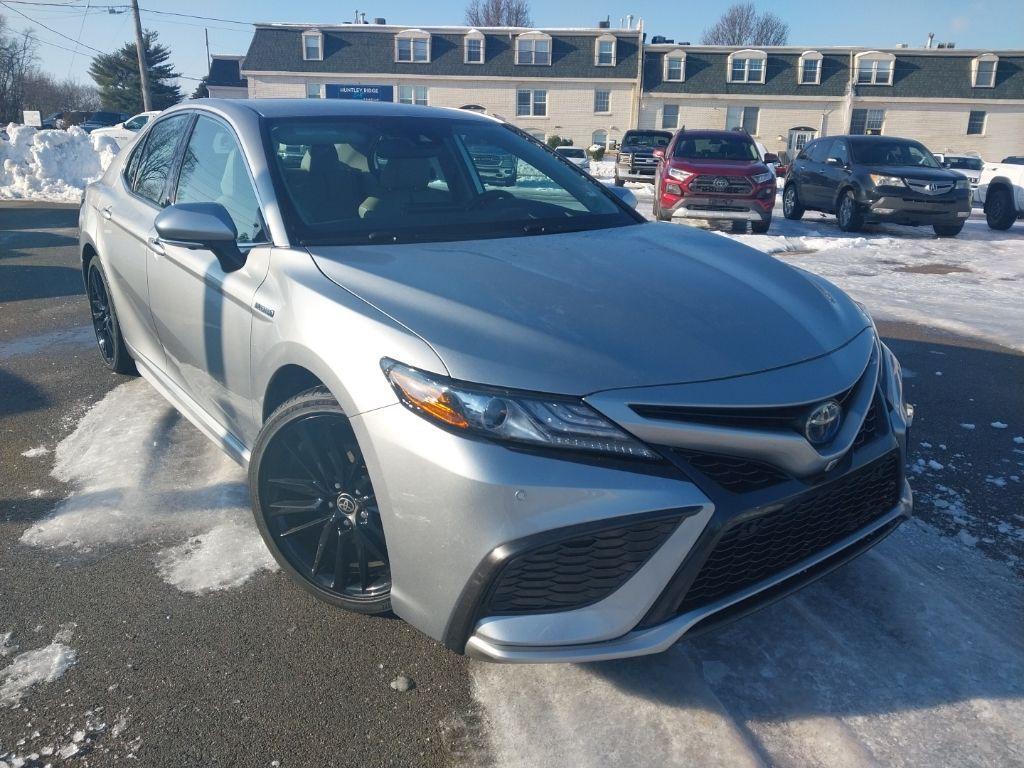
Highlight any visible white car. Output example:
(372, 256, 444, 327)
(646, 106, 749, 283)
(555, 146, 591, 171)
(935, 153, 983, 196)
(976, 159, 1024, 229)
(90, 111, 160, 147)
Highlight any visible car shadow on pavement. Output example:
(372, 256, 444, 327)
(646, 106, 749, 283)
(0, 367, 51, 417)
(0, 202, 80, 230)
(0, 230, 78, 259)
(0, 264, 84, 302)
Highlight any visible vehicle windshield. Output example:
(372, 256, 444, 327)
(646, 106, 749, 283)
(264, 116, 637, 245)
(852, 140, 941, 168)
(557, 148, 586, 158)
(673, 135, 760, 161)
(622, 131, 671, 149)
(943, 156, 983, 171)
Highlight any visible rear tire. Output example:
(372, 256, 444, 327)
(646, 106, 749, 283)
(837, 189, 864, 232)
(86, 258, 136, 375)
(782, 184, 805, 220)
(933, 223, 964, 237)
(984, 187, 1016, 230)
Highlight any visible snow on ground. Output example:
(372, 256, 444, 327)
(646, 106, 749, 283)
(0, 624, 77, 707)
(21, 379, 277, 592)
(471, 520, 1024, 767)
(0, 124, 118, 203)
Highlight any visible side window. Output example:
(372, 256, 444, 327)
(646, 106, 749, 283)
(123, 136, 147, 188)
(124, 115, 147, 131)
(174, 115, 266, 244)
(134, 114, 191, 205)
(829, 139, 849, 165)
(807, 138, 833, 163)
(796, 141, 813, 161)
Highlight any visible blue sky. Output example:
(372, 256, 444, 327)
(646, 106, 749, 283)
(7, 0, 1019, 87)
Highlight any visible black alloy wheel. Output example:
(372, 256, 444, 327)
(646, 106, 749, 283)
(87, 259, 136, 374)
(250, 389, 392, 614)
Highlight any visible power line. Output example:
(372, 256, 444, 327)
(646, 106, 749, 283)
(67, 0, 90, 78)
(0, 0, 106, 54)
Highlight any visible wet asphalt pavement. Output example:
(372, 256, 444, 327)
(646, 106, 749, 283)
(1, 201, 1021, 767)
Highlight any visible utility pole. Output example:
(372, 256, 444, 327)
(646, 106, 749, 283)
(130, 0, 152, 111)
(205, 28, 211, 72)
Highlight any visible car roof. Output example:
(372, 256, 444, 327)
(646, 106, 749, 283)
(168, 98, 498, 124)
(676, 129, 755, 140)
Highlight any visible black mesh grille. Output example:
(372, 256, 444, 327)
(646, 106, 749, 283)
(689, 175, 754, 195)
(485, 514, 683, 614)
(853, 396, 883, 450)
(677, 451, 789, 493)
(676, 451, 901, 614)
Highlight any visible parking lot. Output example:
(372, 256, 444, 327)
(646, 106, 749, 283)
(2, 198, 1023, 767)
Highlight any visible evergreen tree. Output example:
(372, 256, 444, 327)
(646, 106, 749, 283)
(89, 30, 181, 113)
(191, 76, 209, 99)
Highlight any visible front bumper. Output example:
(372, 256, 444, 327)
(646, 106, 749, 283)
(666, 194, 772, 223)
(616, 161, 658, 181)
(866, 194, 971, 225)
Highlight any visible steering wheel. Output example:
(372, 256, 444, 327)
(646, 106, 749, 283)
(468, 189, 515, 210)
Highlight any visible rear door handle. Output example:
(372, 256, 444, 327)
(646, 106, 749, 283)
(147, 237, 165, 256)
(101, 206, 112, 220)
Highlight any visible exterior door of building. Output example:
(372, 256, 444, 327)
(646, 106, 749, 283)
(788, 127, 817, 153)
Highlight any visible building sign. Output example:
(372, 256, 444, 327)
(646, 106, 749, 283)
(325, 84, 394, 101)
(23, 110, 41, 127)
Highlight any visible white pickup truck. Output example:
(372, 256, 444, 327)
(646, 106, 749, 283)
(976, 160, 1024, 230)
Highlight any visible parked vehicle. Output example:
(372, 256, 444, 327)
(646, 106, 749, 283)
(555, 145, 590, 171)
(80, 99, 912, 663)
(652, 129, 777, 233)
(783, 135, 971, 237)
(774, 149, 794, 179)
(615, 129, 672, 185)
(91, 111, 160, 146)
(79, 111, 130, 133)
(976, 159, 1024, 229)
(934, 153, 983, 195)
(1000, 156, 1024, 165)
(41, 111, 88, 129)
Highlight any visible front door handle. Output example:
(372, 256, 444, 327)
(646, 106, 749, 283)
(147, 237, 165, 256)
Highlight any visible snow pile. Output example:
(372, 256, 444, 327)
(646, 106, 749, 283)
(0, 124, 119, 202)
(0, 624, 77, 707)
(21, 379, 278, 592)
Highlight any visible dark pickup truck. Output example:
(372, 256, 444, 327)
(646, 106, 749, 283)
(615, 129, 672, 186)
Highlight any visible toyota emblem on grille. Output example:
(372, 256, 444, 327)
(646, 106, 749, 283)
(713, 176, 729, 191)
(805, 400, 842, 445)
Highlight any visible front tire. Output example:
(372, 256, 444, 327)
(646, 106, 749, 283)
(249, 388, 392, 615)
(614, 174, 625, 187)
(985, 187, 1016, 230)
(933, 223, 964, 237)
(86, 258, 136, 375)
(837, 189, 864, 232)
(751, 216, 772, 234)
(782, 184, 805, 220)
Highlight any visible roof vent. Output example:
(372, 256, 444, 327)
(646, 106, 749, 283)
(598, 19, 610, 29)
(374, 17, 386, 25)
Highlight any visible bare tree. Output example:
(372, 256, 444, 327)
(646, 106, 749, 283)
(0, 16, 39, 123)
(465, 0, 533, 27)
(701, 3, 789, 46)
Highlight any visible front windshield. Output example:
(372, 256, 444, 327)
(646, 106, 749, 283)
(944, 156, 982, 171)
(852, 140, 940, 168)
(623, 132, 671, 148)
(264, 116, 637, 245)
(673, 135, 760, 161)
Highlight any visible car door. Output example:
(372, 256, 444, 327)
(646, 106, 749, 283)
(801, 138, 834, 208)
(98, 112, 192, 370)
(146, 113, 272, 444)
(821, 138, 851, 212)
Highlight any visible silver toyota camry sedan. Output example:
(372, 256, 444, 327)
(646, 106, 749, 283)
(79, 99, 913, 663)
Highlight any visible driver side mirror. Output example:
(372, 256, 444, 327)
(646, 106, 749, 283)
(154, 202, 246, 273)
(652, 148, 665, 160)
(825, 157, 842, 166)
(763, 152, 779, 164)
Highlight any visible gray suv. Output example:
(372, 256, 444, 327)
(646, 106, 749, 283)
(80, 100, 913, 663)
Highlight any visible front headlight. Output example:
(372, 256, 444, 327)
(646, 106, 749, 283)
(382, 360, 659, 460)
(751, 171, 774, 184)
(955, 178, 969, 190)
(667, 167, 693, 182)
(881, 344, 913, 424)
(869, 173, 906, 188)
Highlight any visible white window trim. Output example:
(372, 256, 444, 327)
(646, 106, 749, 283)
(595, 33, 617, 67)
(971, 53, 998, 88)
(966, 110, 987, 135)
(663, 50, 686, 82)
(854, 51, 895, 86)
(398, 84, 429, 106)
(464, 29, 485, 64)
(516, 88, 548, 117)
(301, 30, 323, 62)
(661, 104, 680, 130)
(594, 89, 611, 114)
(515, 32, 552, 66)
(727, 49, 767, 84)
(395, 29, 431, 64)
(798, 50, 822, 85)
(305, 81, 323, 98)
(725, 105, 760, 135)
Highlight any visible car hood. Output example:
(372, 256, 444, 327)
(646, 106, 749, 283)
(673, 159, 766, 176)
(309, 223, 870, 395)
(866, 165, 960, 181)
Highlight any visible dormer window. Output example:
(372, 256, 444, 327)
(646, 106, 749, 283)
(663, 50, 686, 82)
(798, 51, 822, 85)
(516, 32, 551, 66)
(301, 30, 323, 61)
(855, 51, 895, 85)
(464, 29, 485, 64)
(395, 29, 431, 63)
(727, 49, 767, 83)
(972, 54, 998, 87)
(595, 34, 616, 66)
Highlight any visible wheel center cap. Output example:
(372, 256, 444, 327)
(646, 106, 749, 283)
(336, 493, 359, 515)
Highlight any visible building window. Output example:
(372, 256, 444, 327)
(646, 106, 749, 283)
(725, 106, 759, 134)
(855, 52, 894, 85)
(662, 104, 679, 130)
(972, 54, 998, 87)
(850, 108, 885, 135)
(967, 110, 986, 135)
(465, 30, 484, 63)
(516, 33, 551, 65)
(396, 30, 430, 63)
(592, 129, 608, 148)
(595, 35, 616, 66)
(594, 89, 610, 113)
(398, 85, 429, 106)
(301, 31, 323, 61)
(516, 89, 547, 116)
(727, 50, 766, 83)
(798, 51, 822, 85)
(664, 52, 685, 82)
(305, 82, 323, 98)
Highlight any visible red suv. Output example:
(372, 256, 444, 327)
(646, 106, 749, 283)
(653, 129, 778, 233)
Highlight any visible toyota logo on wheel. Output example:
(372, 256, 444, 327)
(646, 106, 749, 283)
(805, 400, 842, 445)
